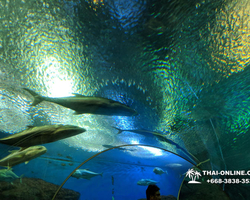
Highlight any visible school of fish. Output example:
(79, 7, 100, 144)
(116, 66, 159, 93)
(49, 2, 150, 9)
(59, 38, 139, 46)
(0, 87, 196, 189)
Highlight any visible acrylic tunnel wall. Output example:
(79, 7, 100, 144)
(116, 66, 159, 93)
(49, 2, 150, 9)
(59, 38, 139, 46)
(52, 144, 193, 200)
(1, 0, 250, 199)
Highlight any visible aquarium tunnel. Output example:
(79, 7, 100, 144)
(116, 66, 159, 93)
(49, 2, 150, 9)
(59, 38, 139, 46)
(0, 0, 249, 199)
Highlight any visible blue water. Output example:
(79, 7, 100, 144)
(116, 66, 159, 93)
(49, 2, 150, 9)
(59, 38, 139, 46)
(0, 141, 192, 199)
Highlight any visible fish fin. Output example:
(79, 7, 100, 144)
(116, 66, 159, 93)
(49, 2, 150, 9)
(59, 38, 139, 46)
(111, 126, 123, 134)
(23, 88, 44, 106)
(25, 161, 29, 164)
(72, 93, 85, 97)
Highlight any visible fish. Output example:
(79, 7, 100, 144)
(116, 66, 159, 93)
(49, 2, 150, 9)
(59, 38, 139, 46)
(165, 163, 182, 168)
(23, 88, 138, 116)
(0, 168, 23, 183)
(71, 169, 103, 180)
(38, 156, 80, 164)
(0, 124, 86, 147)
(0, 145, 47, 168)
(137, 179, 158, 186)
(153, 167, 168, 175)
(102, 144, 135, 151)
(112, 126, 199, 164)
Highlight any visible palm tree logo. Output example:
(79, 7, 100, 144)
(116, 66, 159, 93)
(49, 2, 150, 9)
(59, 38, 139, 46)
(185, 168, 202, 184)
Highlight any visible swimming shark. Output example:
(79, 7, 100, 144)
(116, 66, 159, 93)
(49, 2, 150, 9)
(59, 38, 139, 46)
(23, 88, 138, 116)
(137, 179, 158, 186)
(112, 126, 199, 164)
(0, 145, 47, 168)
(0, 168, 23, 183)
(0, 124, 86, 147)
(72, 169, 103, 180)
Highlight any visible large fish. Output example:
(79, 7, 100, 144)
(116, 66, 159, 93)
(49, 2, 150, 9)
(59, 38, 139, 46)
(0, 146, 47, 168)
(112, 126, 199, 163)
(0, 168, 22, 183)
(23, 88, 138, 116)
(137, 178, 158, 186)
(72, 169, 103, 180)
(0, 124, 86, 147)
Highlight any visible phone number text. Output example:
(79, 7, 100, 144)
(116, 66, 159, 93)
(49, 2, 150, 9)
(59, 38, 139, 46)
(207, 179, 250, 184)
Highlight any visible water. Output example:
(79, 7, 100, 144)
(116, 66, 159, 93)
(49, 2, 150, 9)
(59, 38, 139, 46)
(0, 0, 250, 199)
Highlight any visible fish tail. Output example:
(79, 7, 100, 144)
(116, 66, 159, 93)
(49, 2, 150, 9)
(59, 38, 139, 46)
(23, 88, 44, 106)
(111, 126, 123, 134)
(100, 172, 103, 177)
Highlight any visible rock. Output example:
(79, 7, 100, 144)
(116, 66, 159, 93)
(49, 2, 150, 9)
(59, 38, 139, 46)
(0, 177, 80, 200)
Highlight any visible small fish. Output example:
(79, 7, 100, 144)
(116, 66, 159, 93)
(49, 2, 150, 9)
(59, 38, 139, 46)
(39, 156, 79, 164)
(153, 167, 167, 175)
(0, 168, 23, 183)
(0, 145, 47, 168)
(112, 127, 199, 163)
(165, 163, 182, 168)
(102, 144, 135, 151)
(23, 88, 138, 116)
(137, 179, 158, 186)
(72, 169, 103, 180)
(0, 124, 86, 147)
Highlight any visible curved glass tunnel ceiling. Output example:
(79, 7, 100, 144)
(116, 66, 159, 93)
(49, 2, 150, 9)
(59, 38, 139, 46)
(0, 0, 249, 199)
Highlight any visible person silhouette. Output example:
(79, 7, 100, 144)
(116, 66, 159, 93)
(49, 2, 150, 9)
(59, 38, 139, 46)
(146, 185, 161, 200)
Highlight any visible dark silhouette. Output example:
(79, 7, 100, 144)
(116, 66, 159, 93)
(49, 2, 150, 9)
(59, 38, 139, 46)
(146, 185, 161, 200)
